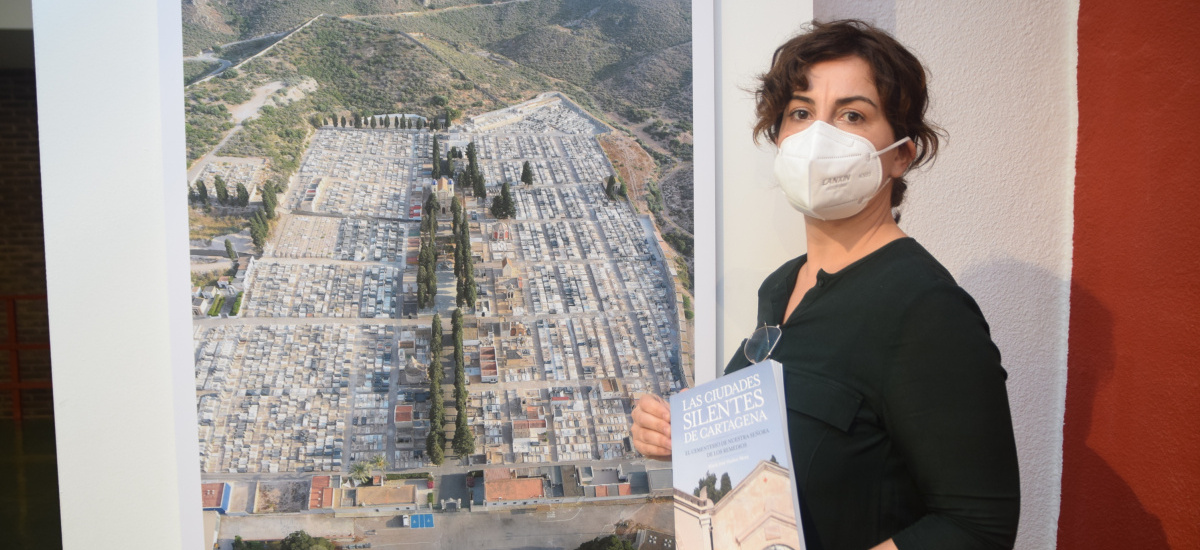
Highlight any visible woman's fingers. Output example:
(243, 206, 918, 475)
(632, 394, 673, 460)
(631, 422, 673, 458)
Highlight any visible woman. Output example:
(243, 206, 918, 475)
(631, 20, 1020, 550)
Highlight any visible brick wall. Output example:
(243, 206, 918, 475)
(0, 69, 52, 419)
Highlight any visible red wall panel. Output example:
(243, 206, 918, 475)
(1061, 0, 1200, 547)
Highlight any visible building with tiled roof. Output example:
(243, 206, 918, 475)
(309, 475, 337, 510)
(200, 482, 231, 514)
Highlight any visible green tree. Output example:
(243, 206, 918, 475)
(340, 115, 346, 127)
(261, 184, 277, 218)
(195, 181, 209, 205)
(280, 530, 335, 550)
(426, 423, 444, 466)
(692, 471, 732, 504)
(370, 116, 377, 129)
(432, 136, 442, 179)
(225, 239, 237, 262)
(235, 182, 250, 206)
(575, 535, 635, 550)
(214, 175, 229, 204)
(464, 257, 476, 309)
(452, 406, 474, 457)
(490, 196, 506, 219)
(501, 182, 514, 217)
(619, 180, 628, 198)
(349, 462, 371, 486)
(249, 211, 266, 250)
(452, 307, 465, 406)
(431, 313, 443, 368)
(417, 268, 429, 309)
(232, 536, 266, 550)
(521, 161, 534, 186)
(605, 175, 617, 200)
(370, 454, 387, 480)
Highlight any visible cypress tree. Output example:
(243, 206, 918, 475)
(214, 175, 229, 204)
(195, 181, 209, 205)
(261, 184, 277, 218)
(465, 259, 476, 308)
(225, 239, 237, 262)
(432, 136, 441, 180)
(501, 182, 514, 218)
(431, 314, 443, 375)
(521, 161, 533, 186)
(236, 183, 250, 207)
(417, 273, 428, 309)
(452, 407, 473, 457)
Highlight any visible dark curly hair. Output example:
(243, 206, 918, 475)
(754, 20, 943, 209)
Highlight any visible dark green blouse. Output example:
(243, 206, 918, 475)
(725, 238, 1020, 550)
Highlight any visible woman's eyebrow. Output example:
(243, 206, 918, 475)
(835, 95, 878, 108)
(790, 94, 878, 109)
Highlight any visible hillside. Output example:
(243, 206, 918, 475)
(182, 0, 695, 259)
(182, 0, 422, 53)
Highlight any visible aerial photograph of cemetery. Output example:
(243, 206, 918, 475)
(183, 1, 692, 548)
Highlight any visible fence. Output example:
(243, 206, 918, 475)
(0, 295, 52, 421)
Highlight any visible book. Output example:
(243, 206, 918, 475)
(671, 359, 805, 550)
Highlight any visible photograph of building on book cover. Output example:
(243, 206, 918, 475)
(183, 1, 692, 548)
(671, 362, 803, 550)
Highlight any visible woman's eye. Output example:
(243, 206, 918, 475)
(788, 109, 810, 121)
(842, 111, 864, 123)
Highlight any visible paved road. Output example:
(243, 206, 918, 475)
(349, 499, 670, 550)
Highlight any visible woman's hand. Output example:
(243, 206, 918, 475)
(631, 393, 673, 460)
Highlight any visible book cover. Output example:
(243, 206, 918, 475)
(671, 360, 805, 550)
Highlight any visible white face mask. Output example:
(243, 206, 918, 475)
(774, 120, 910, 221)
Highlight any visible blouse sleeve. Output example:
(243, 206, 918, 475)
(885, 283, 1021, 550)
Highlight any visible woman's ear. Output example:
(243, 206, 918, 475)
(888, 139, 917, 179)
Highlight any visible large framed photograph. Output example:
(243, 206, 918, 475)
(179, 1, 706, 548)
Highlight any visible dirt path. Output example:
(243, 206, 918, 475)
(187, 80, 286, 181)
(231, 81, 286, 123)
(597, 134, 656, 213)
(347, 0, 533, 21)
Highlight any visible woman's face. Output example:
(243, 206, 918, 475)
(776, 55, 915, 182)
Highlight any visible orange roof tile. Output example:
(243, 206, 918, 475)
(486, 478, 545, 502)
(201, 483, 226, 509)
(357, 485, 416, 506)
(309, 476, 333, 509)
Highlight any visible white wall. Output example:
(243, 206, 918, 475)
(33, 0, 202, 548)
(717, 1, 1079, 548)
(716, 0, 813, 372)
(890, 3, 1077, 547)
